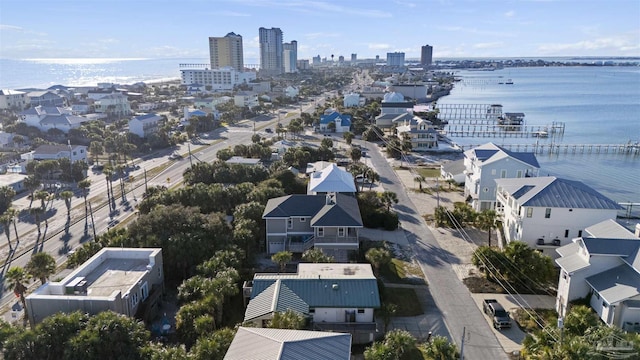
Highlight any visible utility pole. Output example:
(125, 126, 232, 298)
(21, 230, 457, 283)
(144, 168, 148, 193)
(88, 202, 96, 239)
(460, 326, 466, 360)
(436, 177, 440, 208)
(187, 142, 193, 168)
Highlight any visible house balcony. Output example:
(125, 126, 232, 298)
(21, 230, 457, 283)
(314, 236, 359, 247)
(287, 235, 315, 253)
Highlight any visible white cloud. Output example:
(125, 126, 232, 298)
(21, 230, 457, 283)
(394, 0, 417, 8)
(537, 33, 640, 54)
(437, 25, 517, 38)
(473, 42, 504, 49)
(98, 38, 119, 44)
(0, 24, 23, 31)
(368, 43, 391, 50)
(233, 0, 392, 18)
(245, 36, 260, 49)
(504, 10, 515, 18)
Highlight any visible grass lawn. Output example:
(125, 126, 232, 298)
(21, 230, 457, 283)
(380, 258, 426, 285)
(416, 168, 441, 178)
(382, 287, 424, 316)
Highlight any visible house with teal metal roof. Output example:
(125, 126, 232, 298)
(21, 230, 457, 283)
(243, 263, 380, 344)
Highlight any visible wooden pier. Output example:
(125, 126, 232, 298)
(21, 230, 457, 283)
(445, 122, 566, 138)
(456, 142, 640, 156)
(436, 104, 503, 121)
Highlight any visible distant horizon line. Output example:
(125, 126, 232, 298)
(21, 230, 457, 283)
(2, 55, 639, 62)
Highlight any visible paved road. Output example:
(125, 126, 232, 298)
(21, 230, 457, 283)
(0, 100, 318, 315)
(360, 139, 510, 360)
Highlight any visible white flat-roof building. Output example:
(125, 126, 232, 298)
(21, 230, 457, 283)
(0, 89, 28, 110)
(26, 248, 164, 325)
(180, 67, 256, 91)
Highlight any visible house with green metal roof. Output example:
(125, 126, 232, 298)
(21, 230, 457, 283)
(242, 263, 380, 344)
(262, 193, 363, 261)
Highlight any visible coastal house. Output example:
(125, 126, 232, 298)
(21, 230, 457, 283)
(343, 93, 364, 108)
(27, 144, 88, 163)
(284, 86, 299, 98)
(94, 93, 132, 118)
(319, 110, 351, 133)
(464, 142, 540, 211)
(242, 263, 380, 344)
(224, 327, 351, 360)
(180, 66, 256, 92)
(234, 92, 259, 108)
(0, 89, 28, 110)
(25, 248, 164, 325)
(27, 90, 65, 107)
(395, 116, 438, 151)
(495, 176, 622, 256)
(307, 163, 357, 195)
(19, 105, 87, 133)
(555, 238, 640, 331)
(441, 159, 466, 185)
(0, 174, 29, 193)
(128, 113, 162, 138)
(262, 193, 363, 261)
(71, 102, 91, 114)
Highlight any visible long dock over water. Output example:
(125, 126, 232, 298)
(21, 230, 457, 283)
(445, 122, 565, 138)
(455, 142, 640, 156)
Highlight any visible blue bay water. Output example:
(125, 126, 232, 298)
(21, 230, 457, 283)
(438, 67, 640, 217)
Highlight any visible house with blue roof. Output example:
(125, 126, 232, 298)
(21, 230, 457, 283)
(242, 263, 380, 344)
(319, 110, 351, 133)
(463, 142, 540, 211)
(495, 176, 623, 256)
(555, 236, 640, 331)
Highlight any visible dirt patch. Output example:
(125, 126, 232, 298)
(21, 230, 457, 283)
(463, 276, 505, 293)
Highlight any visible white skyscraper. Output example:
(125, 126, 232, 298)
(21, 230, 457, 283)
(386, 52, 405, 67)
(259, 27, 284, 75)
(283, 40, 297, 73)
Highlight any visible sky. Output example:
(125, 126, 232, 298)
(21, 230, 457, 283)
(1, 0, 639, 62)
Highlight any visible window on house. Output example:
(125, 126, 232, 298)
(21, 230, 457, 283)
(141, 282, 149, 301)
(287, 219, 293, 229)
(338, 228, 345, 237)
(309, 309, 315, 313)
(516, 170, 523, 178)
(545, 208, 551, 219)
(526, 208, 533, 218)
(357, 309, 365, 314)
(500, 170, 507, 178)
(562, 271, 568, 280)
(318, 227, 324, 237)
(602, 301, 608, 308)
(578, 230, 583, 237)
(300, 217, 306, 222)
(564, 230, 569, 238)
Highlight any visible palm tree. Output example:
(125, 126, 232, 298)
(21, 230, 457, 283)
(268, 309, 306, 330)
(29, 206, 45, 237)
(271, 251, 293, 272)
(0, 211, 14, 251)
(384, 329, 416, 359)
(379, 191, 398, 212)
(366, 170, 380, 191)
(26, 252, 56, 285)
(365, 248, 391, 276)
(421, 335, 459, 359)
(6, 266, 32, 327)
(60, 190, 74, 220)
(414, 175, 425, 191)
(302, 248, 334, 263)
(78, 179, 91, 230)
(34, 190, 49, 211)
(24, 176, 41, 209)
(475, 209, 498, 247)
(104, 167, 114, 209)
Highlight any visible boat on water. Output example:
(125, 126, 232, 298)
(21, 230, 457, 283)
(505, 79, 514, 84)
(532, 130, 549, 138)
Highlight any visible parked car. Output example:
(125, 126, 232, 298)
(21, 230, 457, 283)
(483, 299, 512, 329)
(265, 128, 273, 133)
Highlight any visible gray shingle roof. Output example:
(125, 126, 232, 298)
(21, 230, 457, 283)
(495, 177, 623, 210)
(585, 264, 640, 304)
(585, 220, 637, 239)
(466, 142, 540, 168)
(441, 159, 465, 175)
(244, 280, 309, 322)
(224, 327, 351, 360)
(263, 194, 362, 227)
(555, 252, 590, 273)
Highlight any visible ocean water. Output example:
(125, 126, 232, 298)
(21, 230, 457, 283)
(438, 67, 640, 220)
(0, 57, 208, 89)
